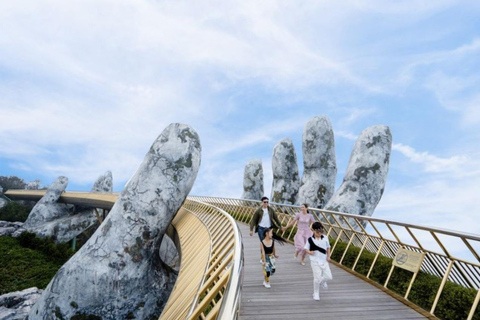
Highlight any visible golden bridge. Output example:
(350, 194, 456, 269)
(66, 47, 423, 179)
(5, 190, 480, 320)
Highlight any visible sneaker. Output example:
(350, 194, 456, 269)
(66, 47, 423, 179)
(263, 281, 271, 288)
(313, 293, 320, 301)
(321, 282, 328, 290)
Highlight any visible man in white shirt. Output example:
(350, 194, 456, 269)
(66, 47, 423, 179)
(249, 196, 282, 241)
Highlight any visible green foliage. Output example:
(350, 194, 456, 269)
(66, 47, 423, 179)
(0, 235, 73, 294)
(17, 232, 74, 261)
(0, 175, 26, 191)
(0, 201, 32, 222)
(282, 226, 298, 242)
(331, 240, 480, 320)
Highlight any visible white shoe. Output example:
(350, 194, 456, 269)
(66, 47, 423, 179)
(313, 293, 320, 301)
(263, 281, 271, 288)
(321, 282, 328, 290)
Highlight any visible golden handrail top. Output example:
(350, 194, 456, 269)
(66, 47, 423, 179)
(188, 195, 480, 320)
(4, 190, 243, 320)
(6, 190, 479, 241)
(189, 195, 480, 242)
(5, 189, 119, 210)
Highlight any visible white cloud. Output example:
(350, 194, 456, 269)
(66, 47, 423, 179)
(0, 0, 479, 244)
(336, 131, 358, 141)
(392, 143, 478, 176)
(424, 72, 480, 126)
(377, 175, 480, 235)
(347, 0, 463, 16)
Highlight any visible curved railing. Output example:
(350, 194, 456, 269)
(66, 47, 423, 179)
(160, 199, 243, 320)
(8, 189, 480, 318)
(189, 196, 480, 320)
(3, 190, 243, 320)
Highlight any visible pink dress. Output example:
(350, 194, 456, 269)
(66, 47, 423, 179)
(294, 213, 315, 255)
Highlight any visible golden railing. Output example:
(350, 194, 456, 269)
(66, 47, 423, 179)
(4, 190, 243, 320)
(160, 199, 243, 320)
(189, 196, 480, 320)
(7, 188, 480, 318)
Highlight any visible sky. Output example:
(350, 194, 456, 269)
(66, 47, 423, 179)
(1, 1, 480, 240)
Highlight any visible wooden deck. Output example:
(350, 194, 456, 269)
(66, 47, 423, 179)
(237, 222, 428, 320)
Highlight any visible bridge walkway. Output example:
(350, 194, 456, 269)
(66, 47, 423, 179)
(237, 222, 427, 320)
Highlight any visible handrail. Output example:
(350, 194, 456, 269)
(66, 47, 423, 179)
(4, 190, 244, 320)
(5, 190, 119, 210)
(160, 198, 243, 320)
(189, 195, 480, 320)
(11, 189, 480, 318)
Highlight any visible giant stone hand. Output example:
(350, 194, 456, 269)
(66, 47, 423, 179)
(29, 123, 201, 320)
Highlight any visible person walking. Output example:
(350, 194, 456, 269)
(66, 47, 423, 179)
(281, 203, 315, 265)
(249, 196, 283, 242)
(305, 222, 332, 301)
(260, 228, 279, 288)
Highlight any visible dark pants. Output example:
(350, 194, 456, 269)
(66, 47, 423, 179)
(257, 226, 269, 258)
(257, 226, 268, 241)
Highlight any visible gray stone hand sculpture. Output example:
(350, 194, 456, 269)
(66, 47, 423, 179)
(324, 125, 392, 228)
(297, 115, 337, 208)
(91, 170, 113, 193)
(19, 171, 114, 243)
(271, 138, 300, 205)
(29, 123, 201, 320)
(269, 116, 391, 227)
(20, 176, 73, 241)
(241, 158, 264, 201)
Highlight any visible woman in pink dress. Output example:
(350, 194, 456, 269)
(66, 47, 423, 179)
(282, 203, 316, 265)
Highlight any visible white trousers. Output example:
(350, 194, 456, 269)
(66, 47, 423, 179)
(311, 260, 332, 294)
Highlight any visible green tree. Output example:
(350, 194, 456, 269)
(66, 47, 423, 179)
(0, 176, 27, 192)
(0, 201, 31, 222)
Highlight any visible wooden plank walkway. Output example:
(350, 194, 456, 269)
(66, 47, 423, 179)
(237, 222, 427, 320)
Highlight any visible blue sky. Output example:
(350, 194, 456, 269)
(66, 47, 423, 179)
(1, 1, 480, 236)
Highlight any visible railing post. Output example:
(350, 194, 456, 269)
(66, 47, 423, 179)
(352, 236, 369, 271)
(467, 288, 480, 320)
(430, 259, 454, 315)
(383, 264, 395, 288)
(404, 271, 419, 300)
(71, 236, 76, 251)
(367, 240, 385, 279)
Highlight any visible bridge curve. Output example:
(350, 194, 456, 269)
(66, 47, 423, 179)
(5, 190, 480, 319)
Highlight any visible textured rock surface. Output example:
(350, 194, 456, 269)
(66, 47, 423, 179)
(29, 123, 201, 320)
(0, 221, 23, 237)
(325, 125, 392, 227)
(241, 159, 264, 201)
(25, 180, 41, 190)
(271, 138, 300, 204)
(297, 116, 337, 208)
(70, 170, 115, 239)
(18, 172, 114, 243)
(23, 176, 70, 228)
(159, 235, 180, 272)
(0, 186, 6, 209)
(91, 171, 113, 193)
(0, 287, 42, 320)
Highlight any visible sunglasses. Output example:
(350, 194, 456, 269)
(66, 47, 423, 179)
(263, 201, 269, 204)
